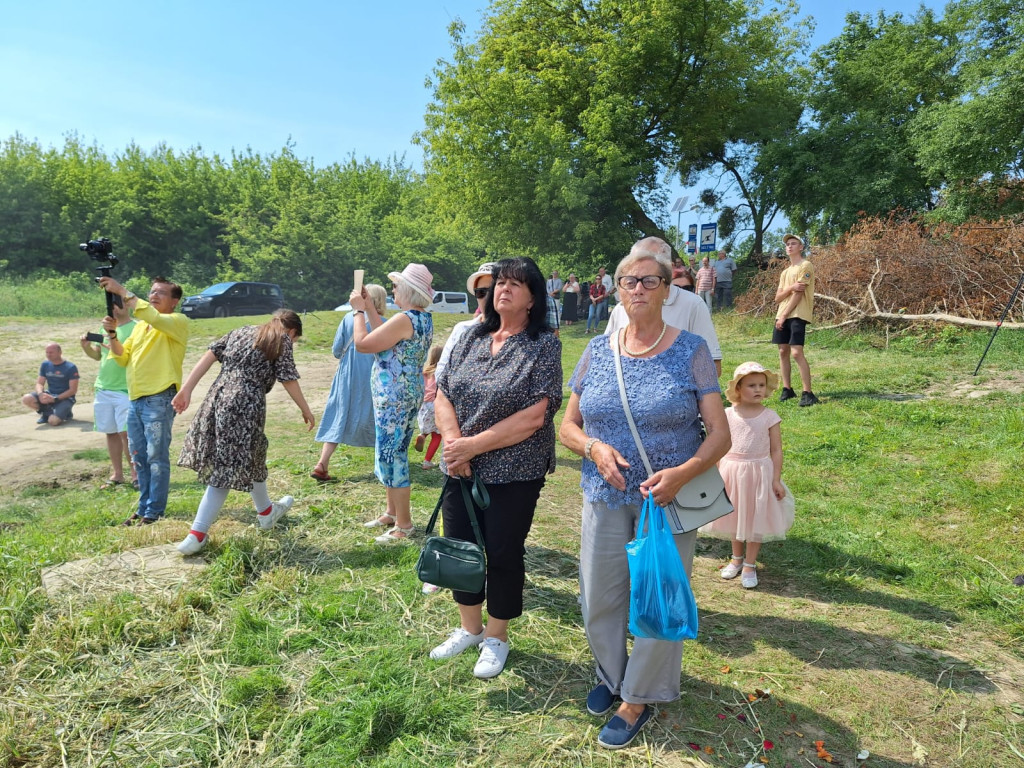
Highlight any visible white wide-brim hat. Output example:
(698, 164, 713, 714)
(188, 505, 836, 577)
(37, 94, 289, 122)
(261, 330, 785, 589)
(466, 261, 499, 294)
(726, 361, 779, 403)
(387, 263, 434, 305)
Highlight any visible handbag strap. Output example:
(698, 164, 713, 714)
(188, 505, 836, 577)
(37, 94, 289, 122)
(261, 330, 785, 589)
(423, 474, 487, 552)
(611, 331, 656, 477)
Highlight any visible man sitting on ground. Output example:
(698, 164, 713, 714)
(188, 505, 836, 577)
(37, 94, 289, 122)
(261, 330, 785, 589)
(22, 343, 79, 426)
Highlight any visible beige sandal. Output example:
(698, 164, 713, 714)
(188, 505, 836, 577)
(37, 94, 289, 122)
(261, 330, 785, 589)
(363, 512, 397, 529)
(374, 525, 414, 544)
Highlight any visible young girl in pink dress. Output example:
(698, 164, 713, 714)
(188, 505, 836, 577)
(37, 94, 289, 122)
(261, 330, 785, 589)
(414, 345, 443, 469)
(701, 361, 794, 588)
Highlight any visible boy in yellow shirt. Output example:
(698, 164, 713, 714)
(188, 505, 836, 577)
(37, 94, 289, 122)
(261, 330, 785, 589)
(773, 234, 820, 406)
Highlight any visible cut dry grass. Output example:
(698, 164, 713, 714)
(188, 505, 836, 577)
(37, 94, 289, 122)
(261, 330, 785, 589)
(1, 311, 1022, 766)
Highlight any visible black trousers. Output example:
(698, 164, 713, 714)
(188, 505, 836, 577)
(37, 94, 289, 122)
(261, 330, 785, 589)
(441, 476, 545, 620)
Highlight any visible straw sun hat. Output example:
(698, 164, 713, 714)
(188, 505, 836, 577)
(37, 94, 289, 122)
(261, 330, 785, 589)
(387, 263, 434, 305)
(725, 361, 779, 403)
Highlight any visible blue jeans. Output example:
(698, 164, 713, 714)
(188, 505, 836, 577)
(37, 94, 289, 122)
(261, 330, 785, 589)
(587, 300, 606, 332)
(127, 387, 176, 520)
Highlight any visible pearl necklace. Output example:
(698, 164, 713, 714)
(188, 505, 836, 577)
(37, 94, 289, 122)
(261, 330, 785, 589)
(620, 323, 667, 357)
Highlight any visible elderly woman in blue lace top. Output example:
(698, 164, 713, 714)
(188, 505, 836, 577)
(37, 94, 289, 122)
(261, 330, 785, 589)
(559, 249, 730, 750)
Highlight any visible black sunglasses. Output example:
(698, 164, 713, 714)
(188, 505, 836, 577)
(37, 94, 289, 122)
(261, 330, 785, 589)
(474, 287, 490, 299)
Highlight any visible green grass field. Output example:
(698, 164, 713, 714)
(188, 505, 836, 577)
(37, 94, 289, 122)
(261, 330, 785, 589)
(1, 309, 1022, 767)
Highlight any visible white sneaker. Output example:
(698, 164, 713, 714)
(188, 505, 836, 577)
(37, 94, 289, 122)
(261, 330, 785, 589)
(258, 495, 294, 530)
(177, 533, 206, 555)
(422, 460, 437, 470)
(429, 627, 485, 660)
(473, 637, 510, 679)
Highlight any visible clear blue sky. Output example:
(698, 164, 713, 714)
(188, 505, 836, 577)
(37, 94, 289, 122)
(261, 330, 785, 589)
(1, 0, 940, 232)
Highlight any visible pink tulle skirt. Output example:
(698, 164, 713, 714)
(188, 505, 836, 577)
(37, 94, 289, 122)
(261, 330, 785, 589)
(700, 454, 794, 543)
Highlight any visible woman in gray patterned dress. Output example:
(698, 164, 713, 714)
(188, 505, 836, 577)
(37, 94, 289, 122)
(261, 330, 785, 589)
(173, 309, 316, 555)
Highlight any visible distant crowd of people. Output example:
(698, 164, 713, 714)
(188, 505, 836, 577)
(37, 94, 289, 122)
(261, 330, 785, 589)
(22, 234, 828, 750)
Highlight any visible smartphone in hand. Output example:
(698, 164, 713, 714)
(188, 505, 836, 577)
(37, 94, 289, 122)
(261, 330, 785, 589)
(85, 332, 105, 343)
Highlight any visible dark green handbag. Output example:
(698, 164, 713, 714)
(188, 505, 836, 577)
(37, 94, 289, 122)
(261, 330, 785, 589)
(415, 474, 490, 593)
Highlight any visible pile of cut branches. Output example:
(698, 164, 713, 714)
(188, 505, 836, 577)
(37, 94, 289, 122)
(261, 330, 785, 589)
(739, 216, 1024, 329)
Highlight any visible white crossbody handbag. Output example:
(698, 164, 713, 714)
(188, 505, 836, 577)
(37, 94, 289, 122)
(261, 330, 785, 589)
(611, 331, 733, 533)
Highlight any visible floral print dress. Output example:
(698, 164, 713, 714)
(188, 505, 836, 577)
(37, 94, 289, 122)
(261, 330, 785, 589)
(371, 309, 433, 487)
(177, 326, 299, 491)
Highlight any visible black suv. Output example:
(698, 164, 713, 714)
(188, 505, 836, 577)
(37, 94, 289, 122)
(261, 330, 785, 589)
(180, 281, 285, 318)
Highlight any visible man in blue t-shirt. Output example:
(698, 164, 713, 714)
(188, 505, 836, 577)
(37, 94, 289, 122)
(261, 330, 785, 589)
(21, 343, 80, 425)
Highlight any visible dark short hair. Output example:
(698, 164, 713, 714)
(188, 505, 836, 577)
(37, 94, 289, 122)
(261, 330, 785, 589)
(478, 257, 549, 339)
(152, 276, 183, 300)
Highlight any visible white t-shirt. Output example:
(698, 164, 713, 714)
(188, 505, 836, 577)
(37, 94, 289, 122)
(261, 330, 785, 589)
(436, 317, 481, 379)
(604, 284, 722, 361)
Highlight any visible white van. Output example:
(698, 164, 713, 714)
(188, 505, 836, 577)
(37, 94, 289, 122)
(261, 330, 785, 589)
(430, 291, 470, 314)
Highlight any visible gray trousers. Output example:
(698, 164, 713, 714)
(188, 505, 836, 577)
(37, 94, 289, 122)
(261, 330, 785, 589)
(580, 498, 697, 704)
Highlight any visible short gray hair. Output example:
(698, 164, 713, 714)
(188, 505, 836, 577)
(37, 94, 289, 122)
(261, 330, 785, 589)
(365, 284, 387, 314)
(394, 280, 430, 309)
(615, 237, 673, 286)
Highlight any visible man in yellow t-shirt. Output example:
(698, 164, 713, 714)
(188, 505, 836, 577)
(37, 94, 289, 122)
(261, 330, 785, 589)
(100, 276, 190, 524)
(773, 234, 819, 406)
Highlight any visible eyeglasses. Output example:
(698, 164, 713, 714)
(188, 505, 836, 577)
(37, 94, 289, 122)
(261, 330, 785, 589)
(149, 289, 170, 297)
(617, 275, 665, 290)
(474, 287, 490, 299)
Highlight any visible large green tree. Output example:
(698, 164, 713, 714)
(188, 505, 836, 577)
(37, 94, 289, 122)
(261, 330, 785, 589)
(418, 0, 802, 265)
(772, 9, 959, 240)
(911, 0, 1024, 220)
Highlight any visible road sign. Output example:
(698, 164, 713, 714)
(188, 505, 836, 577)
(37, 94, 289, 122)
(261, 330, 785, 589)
(687, 224, 697, 254)
(700, 223, 717, 252)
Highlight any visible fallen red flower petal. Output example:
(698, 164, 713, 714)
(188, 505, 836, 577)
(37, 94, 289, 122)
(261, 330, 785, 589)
(687, 742, 700, 750)
(763, 740, 774, 749)
(716, 713, 727, 720)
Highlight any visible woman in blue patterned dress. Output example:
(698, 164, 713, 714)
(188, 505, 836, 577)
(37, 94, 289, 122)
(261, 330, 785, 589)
(350, 263, 434, 543)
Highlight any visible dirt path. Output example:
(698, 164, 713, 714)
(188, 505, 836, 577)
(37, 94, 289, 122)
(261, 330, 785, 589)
(0, 320, 339, 490)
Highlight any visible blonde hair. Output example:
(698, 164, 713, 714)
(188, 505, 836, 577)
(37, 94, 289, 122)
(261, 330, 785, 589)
(365, 283, 387, 314)
(423, 345, 443, 376)
(253, 309, 302, 362)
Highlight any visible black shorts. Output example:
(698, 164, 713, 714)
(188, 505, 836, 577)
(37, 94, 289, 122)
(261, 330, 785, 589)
(772, 317, 808, 346)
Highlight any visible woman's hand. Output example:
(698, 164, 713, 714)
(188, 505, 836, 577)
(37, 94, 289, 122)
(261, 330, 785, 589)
(171, 390, 191, 414)
(591, 442, 629, 492)
(301, 409, 316, 431)
(349, 288, 367, 311)
(639, 465, 687, 507)
(442, 436, 478, 477)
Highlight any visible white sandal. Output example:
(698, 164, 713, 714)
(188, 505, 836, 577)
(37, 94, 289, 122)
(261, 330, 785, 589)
(720, 556, 744, 580)
(741, 562, 758, 589)
(374, 525, 414, 544)
(363, 512, 397, 529)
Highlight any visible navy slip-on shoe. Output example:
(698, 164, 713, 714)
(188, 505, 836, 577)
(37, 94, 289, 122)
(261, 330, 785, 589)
(597, 705, 652, 750)
(586, 683, 617, 716)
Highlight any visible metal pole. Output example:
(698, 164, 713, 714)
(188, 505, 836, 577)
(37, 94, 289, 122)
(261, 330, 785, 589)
(974, 266, 1024, 375)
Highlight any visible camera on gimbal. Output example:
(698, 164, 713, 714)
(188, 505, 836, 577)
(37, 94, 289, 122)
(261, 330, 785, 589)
(80, 237, 122, 313)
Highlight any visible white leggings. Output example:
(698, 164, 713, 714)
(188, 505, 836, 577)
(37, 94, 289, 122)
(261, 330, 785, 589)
(189, 482, 272, 533)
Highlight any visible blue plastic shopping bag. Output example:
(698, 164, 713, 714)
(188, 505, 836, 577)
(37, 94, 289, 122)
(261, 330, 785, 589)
(626, 495, 699, 641)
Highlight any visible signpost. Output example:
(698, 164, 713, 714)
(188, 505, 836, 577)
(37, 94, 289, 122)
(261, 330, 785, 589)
(700, 223, 717, 253)
(687, 224, 697, 254)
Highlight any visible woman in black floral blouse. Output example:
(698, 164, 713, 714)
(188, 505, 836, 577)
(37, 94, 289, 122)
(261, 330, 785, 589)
(430, 257, 563, 680)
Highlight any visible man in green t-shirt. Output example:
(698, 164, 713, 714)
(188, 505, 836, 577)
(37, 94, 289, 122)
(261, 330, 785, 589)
(80, 302, 137, 488)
